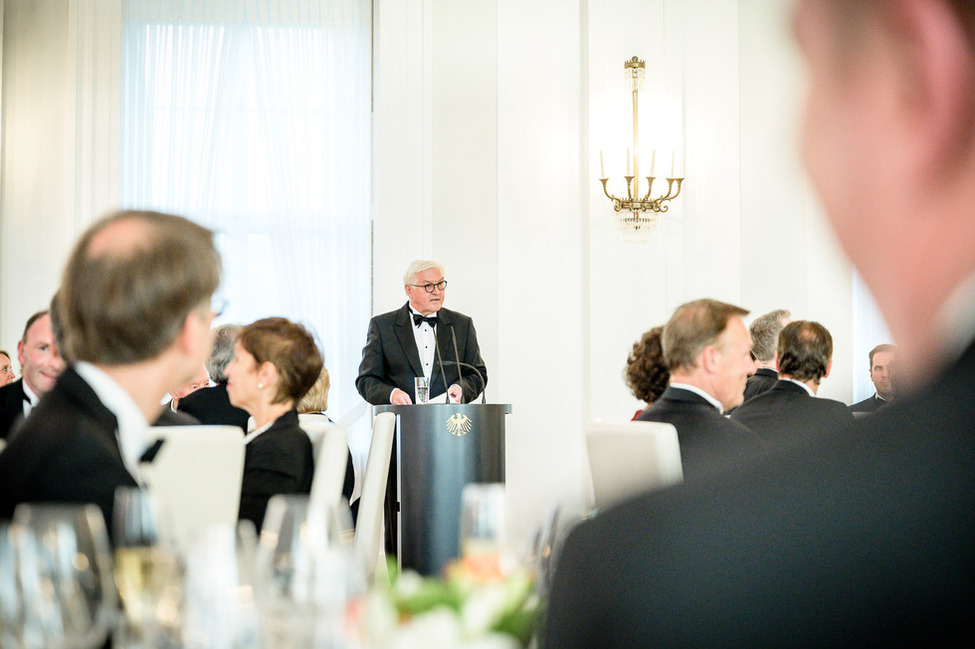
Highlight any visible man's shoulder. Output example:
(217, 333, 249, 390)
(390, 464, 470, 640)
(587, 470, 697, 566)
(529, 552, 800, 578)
(849, 395, 880, 412)
(0, 379, 24, 407)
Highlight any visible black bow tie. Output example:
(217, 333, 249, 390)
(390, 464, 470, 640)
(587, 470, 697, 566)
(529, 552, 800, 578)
(413, 314, 438, 328)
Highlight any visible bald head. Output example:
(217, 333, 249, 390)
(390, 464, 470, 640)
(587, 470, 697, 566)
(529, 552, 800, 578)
(59, 210, 221, 365)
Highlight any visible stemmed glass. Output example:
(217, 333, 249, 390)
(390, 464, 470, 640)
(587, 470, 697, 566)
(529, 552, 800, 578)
(1, 522, 26, 648)
(254, 495, 361, 649)
(13, 503, 117, 649)
(112, 487, 182, 648)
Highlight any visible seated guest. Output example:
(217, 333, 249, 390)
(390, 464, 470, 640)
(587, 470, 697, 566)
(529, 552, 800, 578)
(298, 366, 332, 422)
(731, 321, 853, 442)
(637, 299, 763, 480)
(849, 343, 896, 414)
(743, 308, 791, 402)
(178, 323, 250, 432)
(624, 326, 669, 420)
(0, 210, 221, 525)
(228, 317, 320, 531)
(168, 365, 210, 411)
(0, 311, 67, 441)
(0, 350, 14, 386)
(298, 366, 356, 509)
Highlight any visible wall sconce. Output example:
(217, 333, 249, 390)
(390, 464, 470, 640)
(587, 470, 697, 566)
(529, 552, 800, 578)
(599, 56, 684, 239)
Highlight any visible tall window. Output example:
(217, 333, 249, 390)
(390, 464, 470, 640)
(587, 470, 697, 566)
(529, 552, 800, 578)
(119, 0, 371, 430)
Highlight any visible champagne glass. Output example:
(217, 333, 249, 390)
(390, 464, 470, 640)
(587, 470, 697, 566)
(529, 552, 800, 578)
(13, 503, 117, 649)
(112, 487, 182, 648)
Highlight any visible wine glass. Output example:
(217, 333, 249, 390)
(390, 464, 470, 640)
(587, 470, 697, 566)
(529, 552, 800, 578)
(254, 495, 360, 648)
(1, 521, 26, 648)
(13, 503, 117, 649)
(181, 523, 261, 649)
(112, 487, 182, 648)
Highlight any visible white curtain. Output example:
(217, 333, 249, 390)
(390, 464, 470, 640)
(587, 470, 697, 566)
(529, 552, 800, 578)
(119, 0, 372, 439)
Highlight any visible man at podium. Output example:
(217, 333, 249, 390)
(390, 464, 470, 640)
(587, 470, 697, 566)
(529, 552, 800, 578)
(356, 260, 487, 405)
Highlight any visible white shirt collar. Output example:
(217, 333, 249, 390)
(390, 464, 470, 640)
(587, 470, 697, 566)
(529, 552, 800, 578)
(22, 381, 40, 416)
(74, 362, 151, 483)
(668, 382, 724, 413)
(782, 377, 815, 397)
(409, 306, 439, 325)
(242, 419, 275, 445)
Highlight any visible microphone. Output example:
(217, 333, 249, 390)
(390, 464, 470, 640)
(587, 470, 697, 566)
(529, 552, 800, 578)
(433, 324, 450, 402)
(449, 324, 487, 404)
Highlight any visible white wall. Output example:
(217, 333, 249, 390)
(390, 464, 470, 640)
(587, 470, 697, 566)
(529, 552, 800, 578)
(373, 0, 853, 542)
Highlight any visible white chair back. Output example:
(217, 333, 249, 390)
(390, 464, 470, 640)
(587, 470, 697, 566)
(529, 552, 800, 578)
(300, 416, 351, 512)
(585, 420, 683, 510)
(354, 412, 396, 580)
(140, 425, 245, 552)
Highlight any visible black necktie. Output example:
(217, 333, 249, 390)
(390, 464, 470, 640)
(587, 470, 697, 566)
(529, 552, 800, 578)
(413, 314, 438, 328)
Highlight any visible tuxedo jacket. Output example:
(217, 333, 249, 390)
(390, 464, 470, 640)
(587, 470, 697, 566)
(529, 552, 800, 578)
(0, 378, 26, 440)
(742, 367, 778, 402)
(545, 339, 975, 648)
(355, 303, 487, 405)
(177, 381, 250, 432)
(637, 386, 765, 481)
(238, 409, 314, 532)
(849, 393, 889, 414)
(731, 379, 854, 443)
(0, 368, 138, 526)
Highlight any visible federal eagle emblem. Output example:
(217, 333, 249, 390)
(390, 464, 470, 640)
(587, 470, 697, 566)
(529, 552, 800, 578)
(446, 413, 473, 437)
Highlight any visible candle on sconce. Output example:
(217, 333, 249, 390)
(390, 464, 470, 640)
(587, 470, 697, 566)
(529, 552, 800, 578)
(626, 149, 632, 176)
(599, 150, 605, 178)
(650, 149, 656, 177)
(670, 150, 675, 178)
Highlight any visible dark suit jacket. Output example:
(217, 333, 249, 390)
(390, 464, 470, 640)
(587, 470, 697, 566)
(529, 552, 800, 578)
(238, 409, 314, 531)
(731, 379, 854, 443)
(0, 368, 138, 526)
(636, 386, 764, 481)
(0, 378, 26, 440)
(355, 303, 487, 404)
(545, 339, 975, 648)
(177, 381, 250, 432)
(849, 393, 889, 414)
(742, 367, 778, 402)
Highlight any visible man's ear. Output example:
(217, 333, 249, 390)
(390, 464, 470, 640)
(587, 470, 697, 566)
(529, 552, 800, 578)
(887, 0, 975, 187)
(17, 339, 26, 367)
(700, 346, 718, 374)
(824, 358, 833, 379)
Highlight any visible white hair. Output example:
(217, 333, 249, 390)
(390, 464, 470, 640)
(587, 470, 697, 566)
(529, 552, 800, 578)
(403, 259, 445, 285)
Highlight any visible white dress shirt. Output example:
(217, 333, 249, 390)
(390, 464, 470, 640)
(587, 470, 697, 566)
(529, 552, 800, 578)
(74, 362, 152, 485)
(668, 382, 724, 413)
(22, 382, 39, 418)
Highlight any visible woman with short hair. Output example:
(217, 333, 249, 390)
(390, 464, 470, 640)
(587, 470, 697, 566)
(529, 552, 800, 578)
(227, 317, 322, 531)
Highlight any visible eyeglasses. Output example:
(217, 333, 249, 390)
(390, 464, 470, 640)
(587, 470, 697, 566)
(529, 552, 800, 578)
(410, 280, 447, 293)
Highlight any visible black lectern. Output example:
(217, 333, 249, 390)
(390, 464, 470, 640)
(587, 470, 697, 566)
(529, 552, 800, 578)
(374, 403, 510, 576)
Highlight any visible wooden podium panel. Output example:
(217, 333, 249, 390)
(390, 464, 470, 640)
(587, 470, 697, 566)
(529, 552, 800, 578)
(375, 403, 510, 575)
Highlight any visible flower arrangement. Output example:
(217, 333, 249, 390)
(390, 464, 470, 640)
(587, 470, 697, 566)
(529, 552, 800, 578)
(360, 556, 542, 649)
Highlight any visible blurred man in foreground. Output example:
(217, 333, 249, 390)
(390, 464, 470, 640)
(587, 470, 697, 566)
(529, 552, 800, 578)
(546, 1, 975, 646)
(0, 211, 220, 525)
